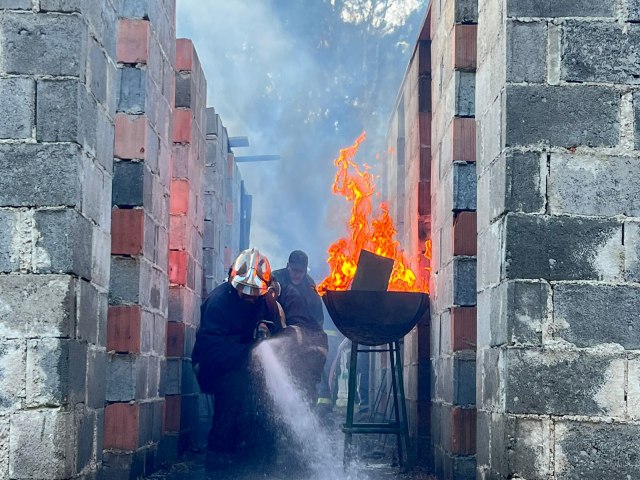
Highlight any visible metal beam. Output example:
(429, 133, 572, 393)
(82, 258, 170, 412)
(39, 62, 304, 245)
(228, 136, 250, 148)
(234, 155, 280, 163)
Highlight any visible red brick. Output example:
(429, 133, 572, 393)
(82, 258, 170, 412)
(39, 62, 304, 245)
(115, 114, 147, 160)
(169, 250, 187, 285)
(452, 117, 476, 162)
(419, 112, 432, 148)
(418, 180, 430, 216)
(172, 109, 192, 144)
(166, 322, 185, 357)
(169, 215, 188, 251)
(104, 403, 139, 451)
(451, 306, 477, 352)
(170, 179, 189, 215)
(453, 211, 477, 256)
(227, 153, 235, 177)
(225, 201, 233, 225)
(453, 24, 477, 71)
(107, 305, 142, 353)
(451, 407, 476, 455)
(224, 247, 232, 270)
(164, 395, 181, 433)
(176, 38, 193, 71)
(111, 209, 144, 256)
(117, 19, 150, 64)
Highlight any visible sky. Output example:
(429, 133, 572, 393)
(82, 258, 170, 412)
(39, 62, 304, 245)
(176, 0, 428, 279)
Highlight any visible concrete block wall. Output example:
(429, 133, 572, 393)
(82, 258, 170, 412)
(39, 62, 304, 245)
(377, 15, 433, 464)
(202, 108, 229, 294)
(429, 0, 478, 477)
(476, 0, 640, 478)
(105, 2, 175, 477)
(0, 2, 117, 478)
(167, 38, 206, 454)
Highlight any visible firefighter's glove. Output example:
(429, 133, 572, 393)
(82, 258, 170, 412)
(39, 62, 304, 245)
(254, 321, 275, 342)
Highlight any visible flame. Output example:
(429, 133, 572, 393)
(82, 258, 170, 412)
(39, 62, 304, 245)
(318, 132, 431, 294)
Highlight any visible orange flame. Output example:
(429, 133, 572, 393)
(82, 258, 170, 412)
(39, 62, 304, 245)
(318, 132, 431, 294)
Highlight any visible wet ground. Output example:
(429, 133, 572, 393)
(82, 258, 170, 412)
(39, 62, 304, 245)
(146, 450, 436, 480)
(146, 413, 436, 480)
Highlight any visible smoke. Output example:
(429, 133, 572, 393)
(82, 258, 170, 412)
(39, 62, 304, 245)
(177, 0, 428, 278)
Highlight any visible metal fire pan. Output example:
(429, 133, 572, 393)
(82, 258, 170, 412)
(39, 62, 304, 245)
(323, 290, 429, 346)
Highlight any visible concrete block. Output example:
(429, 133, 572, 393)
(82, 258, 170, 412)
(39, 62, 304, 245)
(506, 85, 619, 148)
(91, 228, 111, 289)
(175, 72, 191, 108)
(487, 415, 552, 479)
(87, 37, 109, 106)
(480, 280, 548, 348)
(118, 67, 146, 114)
(9, 410, 74, 478)
(26, 338, 86, 407)
(507, 0, 615, 17)
(453, 257, 476, 306)
(0, 0, 31, 8)
(453, 162, 476, 211)
(0, 77, 34, 139)
(33, 208, 93, 279)
(86, 347, 106, 409)
(0, 275, 76, 339)
(106, 354, 142, 402)
(626, 221, 640, 281)
(455, 0, 478, 23)
(165, 357, 182, 395)
(0, 143, 82, 207)
(630, 0, 640, 21)
(502, 151, 545, 215)
(554, 283, 640, 349)
(39, 0, 81, 11)
(455, 72, 475, 117)
(0, 340, 25, 413)
(504, 213, 623, 281)
(109, 256, 140, 305)
(119, 0, 150, 18)
(112, 161, 144, 207)
(75, 410, 95, 474)
(505, 348, 625, 416)
(555, 421, 640, 479)
(36, 79, 87, 143)
(102, 451, 144, 480)
(636, 92, 640, 150)
(1, 12, 86, 76)
(507, 21, 545, 83)
(0, 209, 18, 273)
(454, 352, 476, 407)
(562, 22, 640, 84)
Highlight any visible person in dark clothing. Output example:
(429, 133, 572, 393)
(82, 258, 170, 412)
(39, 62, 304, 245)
(272, 250, 328, 407)
(272, 250, 324, 328)
(192, 248, 283, 472)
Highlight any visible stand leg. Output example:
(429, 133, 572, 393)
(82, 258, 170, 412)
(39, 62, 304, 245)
(344, 341, 359, 469)
(394, 340, 413, 471)
(388, 342, 404, 467)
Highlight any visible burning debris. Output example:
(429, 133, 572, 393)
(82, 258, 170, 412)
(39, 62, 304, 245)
(318, 132, 430, 294)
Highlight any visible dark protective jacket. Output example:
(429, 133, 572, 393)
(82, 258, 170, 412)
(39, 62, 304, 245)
(192, 281, 281, 393)
(272, 268, 324, 328)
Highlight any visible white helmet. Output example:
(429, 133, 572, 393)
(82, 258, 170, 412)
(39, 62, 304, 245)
(229, 248, 271, 297)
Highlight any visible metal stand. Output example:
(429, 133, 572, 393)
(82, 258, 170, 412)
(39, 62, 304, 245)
(342, 340, 412, 470)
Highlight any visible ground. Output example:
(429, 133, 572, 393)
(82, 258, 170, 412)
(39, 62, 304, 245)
(146, 413, 436, 480)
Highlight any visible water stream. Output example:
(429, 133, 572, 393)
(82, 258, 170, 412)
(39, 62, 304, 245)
(253, 339, 372, 480)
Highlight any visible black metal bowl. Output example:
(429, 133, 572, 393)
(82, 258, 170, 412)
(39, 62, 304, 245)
(323, 290, 430, 346)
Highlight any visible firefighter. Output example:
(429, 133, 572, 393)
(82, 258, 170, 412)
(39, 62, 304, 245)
(192, 248, 283, 472)
(272, 250, 329, 407)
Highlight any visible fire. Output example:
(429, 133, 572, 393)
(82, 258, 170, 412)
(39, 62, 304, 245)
(318, 132, 431, 294)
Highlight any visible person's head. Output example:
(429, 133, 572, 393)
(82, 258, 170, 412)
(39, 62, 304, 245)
(286, 250, 308, 286)
(229, 248, 271, 301)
